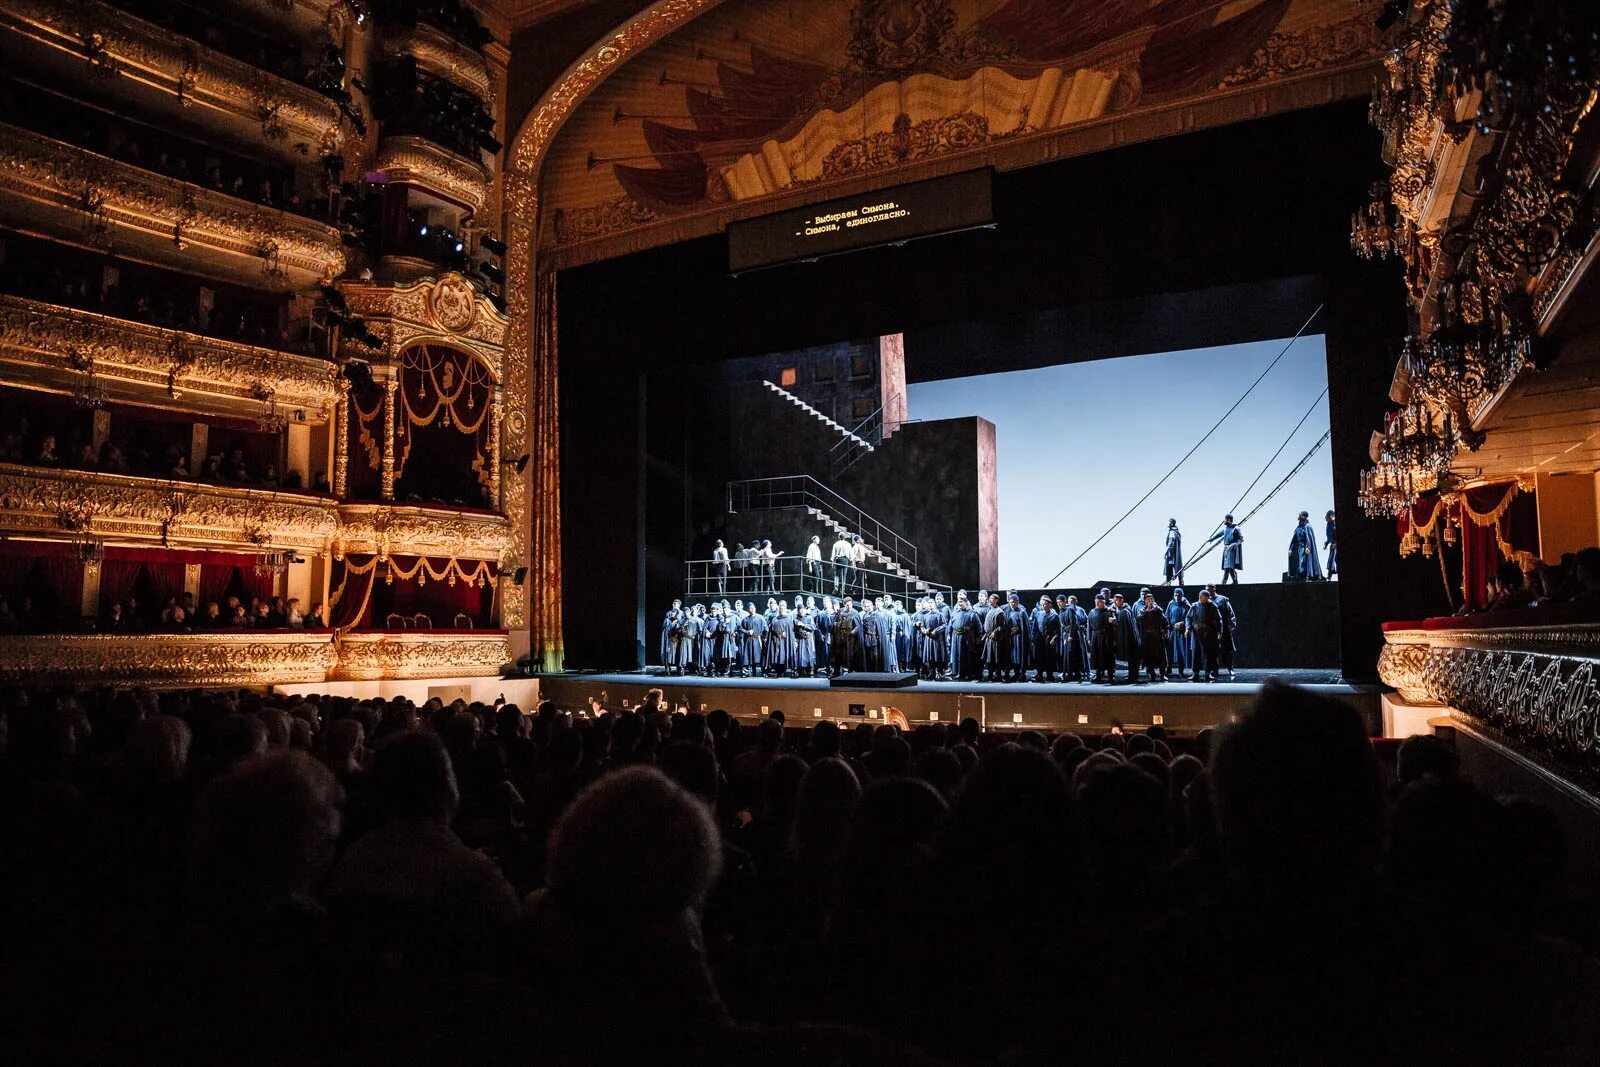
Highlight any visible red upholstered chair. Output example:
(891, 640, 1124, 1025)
(412, 613, 432, 629)
(386, 613, 406, 629)
(453, 613, 473, 629)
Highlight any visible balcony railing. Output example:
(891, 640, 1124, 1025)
(0, 123, 345, 289)
(0, 462, 338, 552)
(0, 295, 339, 416)
(335, 503, 509, 562)
(331, 629, 510, 680)
(376, 135, 491, 214)
(0, 628, 510, 686)
(727, 475, 921, 577)
(0, 0, 352, 160)
(683, 556, 950, 604)
(380, 20, 494, 103)
(1379, 611, 1600, 785)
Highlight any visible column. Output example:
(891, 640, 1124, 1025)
(184, 563, 201, 602)
(332, 385, 349, 498)
(381, 373, 398, 501)
(92, 410, 111, 454)
(81, 559, 102, 621)
(489, 384, 503, 508)
(190, 423, 209, 476)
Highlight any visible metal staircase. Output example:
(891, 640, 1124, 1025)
(761, 379, 876, 454)
(727, 475, 942, 592)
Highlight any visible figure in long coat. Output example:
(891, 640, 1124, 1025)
(1163, 519, 1184, 585)
(982, 594, 1011, 682)
(738, 606, 766, 675)
(661, 601, 682, 668)
(766, 605, 795, 677)
(676, 610, 702, 674)
(1205, 516, 1244, 585)
(1087, 595, 1118, 684)
(948, 597, 980, 681)
(1030, 597, 1060, 682)
(714, 608, 739, 675)
(1056, 594, 1089, 681)
(1288, 511, 1323, 581)
(1112, 594, 1142, 683)
(1165, 589, 1192, 678)
(832, 599, 860, 676)
(793, 608, 817, 676)
(1005, 593, 1030, 681)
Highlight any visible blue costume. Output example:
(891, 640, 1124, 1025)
(1325, 515, 1338, 577)
(1288, 517, 1323, 580)
(1030, 604, 1059, 681)
(1165, 591, 1191, 676)
(1164, 523, 1184, 584)
(1206, 521, 1245, 584)
(949, 605, 980, 681)
(794, 611, 817, 674)
(738, 611, 766, 673)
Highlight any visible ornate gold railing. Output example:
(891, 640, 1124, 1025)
(374, 135, 491, 214)
(0, 0, 348, 158)
(1380, 621, 1600, 780)
(334, 503, 509, 562)
(0, 631, 339, 686)
(381, 21, 494, 103)
(331, 629, 510, 680)
(0, 123, 345, 288)
(0, 628, 510, 686)
(0, 463, 339, 552)
(0, 295, 339, 416)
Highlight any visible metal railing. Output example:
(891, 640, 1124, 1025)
(682, 556, 950, 604)
(831, 401, 882, 477)
(726, 475, 920, 576)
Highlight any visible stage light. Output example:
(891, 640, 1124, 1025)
(503, 452, 530, 473)
(480, 234, 506, 257)
(419, 225, 428, 235)
(454, 242, 464, 253)
(513, 566, 528, 585)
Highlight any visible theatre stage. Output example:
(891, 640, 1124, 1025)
(538, 669, 1379, 735)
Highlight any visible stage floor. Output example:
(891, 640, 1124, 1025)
(539, 668, 1378, 734)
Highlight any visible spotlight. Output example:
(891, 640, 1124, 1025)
(419, 224, 428, 235)
(479, 262, 504, 285)
(454, 242, 464, 253)
(513, 566, 528, 585)
(480, 235, 506, 257)
(503, 452, 530, 473)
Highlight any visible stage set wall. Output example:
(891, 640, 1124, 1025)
(555, 100, 1449, 678)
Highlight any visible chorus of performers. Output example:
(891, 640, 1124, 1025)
(658, 582, 1241, 683)
(1173, 510, 1336, 586)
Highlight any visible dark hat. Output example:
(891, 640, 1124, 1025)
(1224, 515, 1235, 524)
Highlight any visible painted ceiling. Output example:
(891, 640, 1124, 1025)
(538, 0, 1382, 255)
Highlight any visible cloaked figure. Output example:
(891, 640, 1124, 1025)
(1164, 518, 1184, 585)
(1288, 511, 1324, 581)
(1324, 510, 1338, 578)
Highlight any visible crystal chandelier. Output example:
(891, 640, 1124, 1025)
(1385, 396, 1456, 475)
(1351, 180, 1407, 258)
(1406, 279, 1531, 443)
(1359, 460, 1416, 519)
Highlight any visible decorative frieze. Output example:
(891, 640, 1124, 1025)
(0, 0, 348, 158)
(331, 629, 510, 679)
(0, 463, 338, 552)
(0, 123, 345, 288)
(0, 632, 338, 687)
(338, 273, 506, 375)
(1380, 623, 1600, 780)
(381, 21, 494, 103)
(375, 135, 491, 214)
(335, 503, 510, 562)
(0, 295, 339, 416)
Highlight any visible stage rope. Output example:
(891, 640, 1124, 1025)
(1179, 429, 1332, 574)
(1042, 304, 1324, 587)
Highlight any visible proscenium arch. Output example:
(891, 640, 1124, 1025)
(502, 0, 728, 669)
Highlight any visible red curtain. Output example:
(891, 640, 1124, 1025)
(329, 557, 377, 629)
(100, 560, 142, 610)
(393, 345, 494, 504)
(199, 563, 234, 607)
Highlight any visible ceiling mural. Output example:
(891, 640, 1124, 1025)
(540, 0, 1381, 252)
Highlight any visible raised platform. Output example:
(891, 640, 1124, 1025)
(538, 668, 1378, 734)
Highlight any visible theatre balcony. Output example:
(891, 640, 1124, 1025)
(0, 0, 353, 163)
(330, 629, 512, 681)
(0, 463, 338, 554)
(334, 503, 510, 563)
(0, 631, 338, 687)
(375, 135, 492, 215)
(0, 295, 340, 419)
(0, 124, 345, 291)
(1379, 609, 1600, 787)
(380, 19, 495, 105)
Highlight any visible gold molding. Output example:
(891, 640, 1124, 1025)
(0, 632, 339, 687)
(338, 273, 507, 375)
(335, 503, 510, 562)
(502, 0, 722, 643)
(0, 295, 340, 416)
(0, 462, 338, 551)
(382, 21, 495, 103)
(0, 0, 348, 158)
(0, 123, 345, 288)
(375, 135, 492, 214)
(331, 629, 511, 679)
